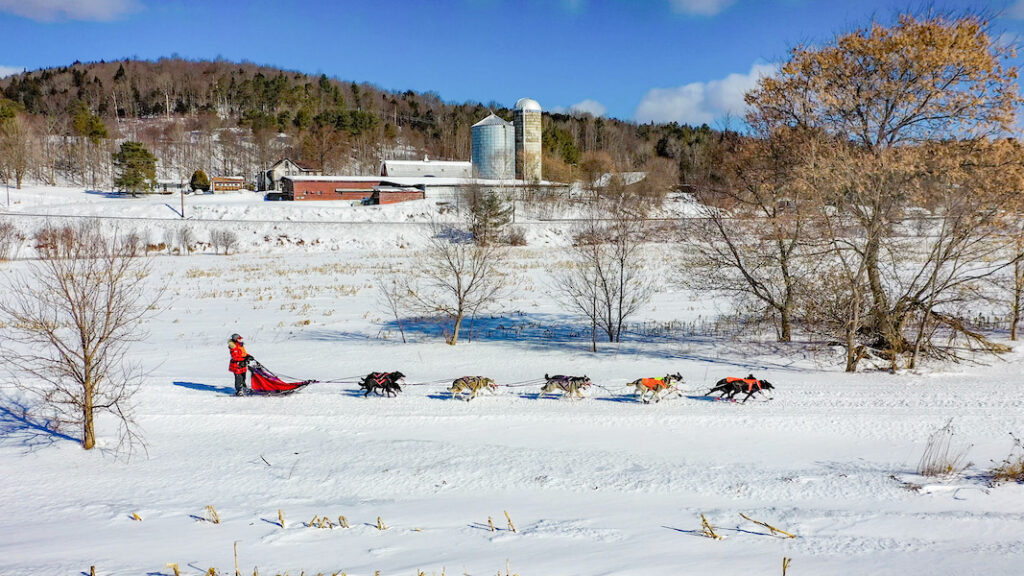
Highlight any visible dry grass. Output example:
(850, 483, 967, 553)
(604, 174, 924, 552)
(205, 505, 221, 524)
(991, 433, 1024, 484)
(917, 419, 972, 478)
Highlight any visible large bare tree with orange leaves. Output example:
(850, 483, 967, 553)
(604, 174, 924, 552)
(744, 13, 1024, 370)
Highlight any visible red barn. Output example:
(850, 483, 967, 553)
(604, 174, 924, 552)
(280, 176, 427, 203)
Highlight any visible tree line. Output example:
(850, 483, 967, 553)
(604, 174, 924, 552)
(0, 58, 709, 189)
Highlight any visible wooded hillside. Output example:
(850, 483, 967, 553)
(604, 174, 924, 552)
(0, 58, 719, 185)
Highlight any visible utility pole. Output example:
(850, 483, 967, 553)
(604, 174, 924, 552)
(180, 169, 186, 219)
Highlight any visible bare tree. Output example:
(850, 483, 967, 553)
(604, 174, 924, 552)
(210, 228, 239, 255)
(801, 136, 1022, 370)
(177, 225, 196, 255)
(0, 223, 160, 455)
(0, 218, 26, 261)
(557, 197, 655, 349)
(405, 223, 508, 345)
(375, 268, 409, 343)
(558, 218, 603, 352)
(0, 111, 33, 189)
(747, 13, 1024, 368)
(684, 128, 816, 342)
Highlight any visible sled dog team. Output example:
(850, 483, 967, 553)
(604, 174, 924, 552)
(447, 372, 773, 403)
(231, 334, 774, 403)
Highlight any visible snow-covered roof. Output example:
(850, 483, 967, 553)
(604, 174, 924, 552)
(381, 159, 473, 179)
(472, 113, 512, 127)
(269, 157, 316, 171)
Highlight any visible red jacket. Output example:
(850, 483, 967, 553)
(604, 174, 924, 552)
(229, 341, 248, 374)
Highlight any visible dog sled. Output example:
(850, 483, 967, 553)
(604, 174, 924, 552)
(248, 359, 318, 394)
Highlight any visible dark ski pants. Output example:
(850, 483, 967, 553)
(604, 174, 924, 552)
(234, 372, 247, 395)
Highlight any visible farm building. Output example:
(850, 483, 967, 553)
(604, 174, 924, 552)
(380, 158, 473, 179)
(277, 175, 568, 204)
(372, 186, 425, 204)
(156, 179, 187, 193)
(257, 158, 321, 191)
(278, 176, 427, 204)
(279, 176, 382, 201)
(210, 176, 246, 192)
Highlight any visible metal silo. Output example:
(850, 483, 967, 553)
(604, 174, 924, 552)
(514, 97, 543, 182)
(471, 113, 515, 180)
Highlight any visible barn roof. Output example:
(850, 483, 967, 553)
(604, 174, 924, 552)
(380, 159, 473, 178)
(269, 157, 317, 171)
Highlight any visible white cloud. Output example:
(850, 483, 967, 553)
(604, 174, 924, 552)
(668, 0, 737, 16)
(0, 0, 141, 22)
(0, 65, 24, 78)
(569, 99, 606, 117)
(634, 62, 778, 125)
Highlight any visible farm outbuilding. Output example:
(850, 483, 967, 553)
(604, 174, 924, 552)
(257, 158, 321, 191)
(371, 186, 425, 204)
(211, 176, 246, 192)
(280, 176, 382, 201)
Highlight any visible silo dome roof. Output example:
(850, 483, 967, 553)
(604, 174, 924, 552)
(515, 98, 542, 112)
(472, 113, 512, 127)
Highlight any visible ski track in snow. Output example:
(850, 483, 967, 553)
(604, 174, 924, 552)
(1, 187, 1024, 575)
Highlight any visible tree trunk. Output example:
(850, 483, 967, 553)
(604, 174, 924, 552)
(864, 233, 903, 362)
(779, 302, 792, 343)
(590, 296, 598, 352)
(449, 312, 463, 346)
(845, 288, 862, 373)
(777, 235, 795, 343)
(1013, 258, 1022, 341)
(82, 377, 95, 450)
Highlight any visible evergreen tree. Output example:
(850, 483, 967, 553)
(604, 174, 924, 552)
(189, 169, 210, 192)
(470, 189, 512, 246)
(112, 141, 156, 194)
(72, 106, 107, 144)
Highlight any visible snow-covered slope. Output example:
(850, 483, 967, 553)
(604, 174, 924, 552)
(1, 187, 1022, 576)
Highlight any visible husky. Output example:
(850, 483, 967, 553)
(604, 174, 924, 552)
(448, 376, 498, 401)
(627, 372, 683, 403)
(540, 374, 592, 400)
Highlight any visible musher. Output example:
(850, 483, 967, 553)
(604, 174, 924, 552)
(228, 333, 253, 396)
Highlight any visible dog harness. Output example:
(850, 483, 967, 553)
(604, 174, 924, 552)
(726, 377, 762, 392)
(640, 377, 666, 390)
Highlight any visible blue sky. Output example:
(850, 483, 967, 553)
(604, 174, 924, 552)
(2, 0, 1024, 124)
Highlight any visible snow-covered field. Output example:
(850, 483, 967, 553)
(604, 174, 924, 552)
(2, 187, 1024, 576)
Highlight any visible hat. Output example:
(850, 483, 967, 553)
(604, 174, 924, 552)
(230, 333, 243, 342)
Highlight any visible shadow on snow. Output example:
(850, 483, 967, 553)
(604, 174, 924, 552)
(342, 311, 821, 374)
(0, 394, 79, 451)
(172, 381, 235, 395)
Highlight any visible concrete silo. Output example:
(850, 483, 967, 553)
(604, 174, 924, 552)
(513, 97, 543, 182)
(471, 113, 515, 180)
